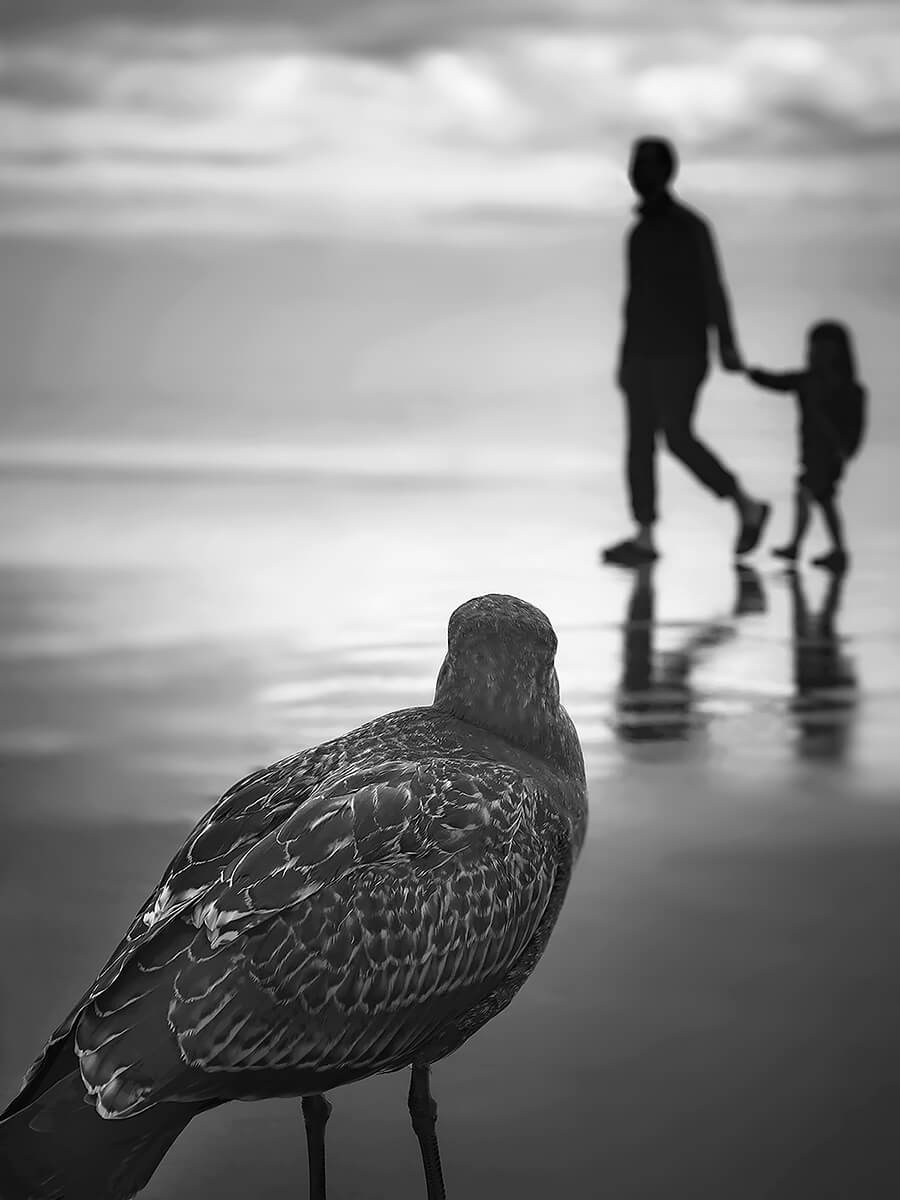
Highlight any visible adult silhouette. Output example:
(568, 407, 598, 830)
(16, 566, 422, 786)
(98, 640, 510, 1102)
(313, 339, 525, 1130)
(604, 137, 770, 566)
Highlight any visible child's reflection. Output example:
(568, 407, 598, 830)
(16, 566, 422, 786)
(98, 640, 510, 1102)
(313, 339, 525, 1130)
(615, 564, 765, 743)
(788, 568, 858, 760)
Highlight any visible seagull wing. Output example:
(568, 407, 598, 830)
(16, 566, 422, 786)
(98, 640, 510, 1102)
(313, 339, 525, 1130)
(70, 758, 565, 1115)
(16, 740, 347, 1095)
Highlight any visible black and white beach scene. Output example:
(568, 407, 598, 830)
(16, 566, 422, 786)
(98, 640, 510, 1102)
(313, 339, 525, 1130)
(1, 1, 899, 1198)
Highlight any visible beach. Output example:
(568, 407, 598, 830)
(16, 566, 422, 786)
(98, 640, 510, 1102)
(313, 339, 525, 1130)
(2, 227, 900, 1197)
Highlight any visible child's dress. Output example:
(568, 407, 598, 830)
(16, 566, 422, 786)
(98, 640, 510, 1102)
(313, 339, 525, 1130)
(747, 369, 866, 500)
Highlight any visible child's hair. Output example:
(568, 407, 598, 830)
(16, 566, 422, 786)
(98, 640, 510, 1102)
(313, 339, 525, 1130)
(808, 320, 858, 383)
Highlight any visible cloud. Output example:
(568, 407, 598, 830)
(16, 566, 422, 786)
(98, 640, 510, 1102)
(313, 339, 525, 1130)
(0, 3, 899, 235)
(0, 0, 717, 45)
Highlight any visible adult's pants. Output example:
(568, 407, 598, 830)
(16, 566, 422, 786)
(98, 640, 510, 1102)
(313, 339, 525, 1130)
(621, 355, 738, 527)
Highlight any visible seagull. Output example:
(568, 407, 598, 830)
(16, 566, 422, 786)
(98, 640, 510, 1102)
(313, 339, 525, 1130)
(0, 594, 588, 1200)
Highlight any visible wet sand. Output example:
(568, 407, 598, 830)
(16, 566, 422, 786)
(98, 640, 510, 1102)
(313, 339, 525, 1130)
(2, 465, 900, 1198)
(5, 749, 900, 1197)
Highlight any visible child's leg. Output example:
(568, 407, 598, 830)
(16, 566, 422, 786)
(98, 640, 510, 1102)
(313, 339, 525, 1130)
(811, 478, 849, 570)
(819, 496, 846, 553)
(792, 486, 812, 549)
(773, 483, 811, 558)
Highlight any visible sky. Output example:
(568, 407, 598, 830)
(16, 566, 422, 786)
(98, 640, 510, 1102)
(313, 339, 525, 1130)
(1, 0, 899, 236)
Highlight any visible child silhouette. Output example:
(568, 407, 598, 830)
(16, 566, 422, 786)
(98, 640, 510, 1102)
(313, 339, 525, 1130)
(745, 321, 866, 571)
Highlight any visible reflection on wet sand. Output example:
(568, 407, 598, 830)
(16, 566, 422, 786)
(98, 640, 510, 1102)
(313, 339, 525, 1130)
(788, 568, 858, 761)
(614, 563, 766, 743)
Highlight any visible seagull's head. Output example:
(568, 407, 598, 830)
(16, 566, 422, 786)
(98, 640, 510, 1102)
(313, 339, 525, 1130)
(434, 594, 585, 784)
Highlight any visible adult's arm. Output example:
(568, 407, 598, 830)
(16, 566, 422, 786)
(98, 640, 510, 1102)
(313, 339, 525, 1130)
(695, 217, 739, 362)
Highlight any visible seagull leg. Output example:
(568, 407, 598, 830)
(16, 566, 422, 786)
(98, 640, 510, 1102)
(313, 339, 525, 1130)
(301, 1093, 332, 1200)
(408, 1065, 447, 1200)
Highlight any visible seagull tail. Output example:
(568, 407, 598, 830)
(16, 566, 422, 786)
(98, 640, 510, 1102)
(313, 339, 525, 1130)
(0, 1066, 201, 1200)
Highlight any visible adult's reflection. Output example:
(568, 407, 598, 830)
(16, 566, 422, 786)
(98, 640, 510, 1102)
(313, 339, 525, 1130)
(788, 568, 858, 760)
(615, 564, 765, 743)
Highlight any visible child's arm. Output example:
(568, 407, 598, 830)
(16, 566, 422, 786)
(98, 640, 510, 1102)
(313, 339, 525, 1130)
(744, 367, 804, 392)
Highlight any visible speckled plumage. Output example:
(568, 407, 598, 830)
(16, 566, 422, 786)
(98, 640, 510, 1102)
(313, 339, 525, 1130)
(0, 594, 587, 1200)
